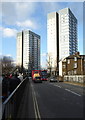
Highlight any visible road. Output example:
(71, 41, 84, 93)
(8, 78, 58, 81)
(17, 78, 84, 119)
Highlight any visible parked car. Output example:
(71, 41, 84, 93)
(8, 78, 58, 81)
(49, 76, 58, 82)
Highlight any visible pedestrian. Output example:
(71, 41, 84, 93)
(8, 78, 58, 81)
(2, 73, 10, 102)
(18, 73, 23, 82)
(9, 73, 21, 94)
(9, 74, 12, 79)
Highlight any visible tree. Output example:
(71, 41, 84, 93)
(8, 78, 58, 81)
(53, 57, 59, 76)
(46, 53, 53, 76)
(1, 56, 15, 75)
(46, 53, 59, 77)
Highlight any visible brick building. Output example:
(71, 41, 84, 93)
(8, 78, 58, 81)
(61, 52, 85, 76)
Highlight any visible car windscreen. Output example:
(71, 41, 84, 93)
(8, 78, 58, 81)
(35, 77, 41, 79)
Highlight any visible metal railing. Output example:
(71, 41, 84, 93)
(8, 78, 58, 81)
(2, 77, 29, 120)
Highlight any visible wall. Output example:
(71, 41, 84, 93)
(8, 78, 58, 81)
(64, 75, 85, 83)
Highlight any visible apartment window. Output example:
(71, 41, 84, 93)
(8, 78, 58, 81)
(84, 63, 85, 68)
(74, 63, 77, 68)
(84, 57, 85, 61)
(63, 64, 66, 68)
(74, 57, 77, 61)
(68, 71, 70, 75)
(63, 59, 66, 62)
(63, 72, 66, 75)
(67, 59, 70, 64)
(71, 70, 74, 75)
(74, 70, 77, 74)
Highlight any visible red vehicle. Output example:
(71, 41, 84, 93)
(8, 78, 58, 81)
(32, 70, 42, 83)
(41, 70, 48, 81)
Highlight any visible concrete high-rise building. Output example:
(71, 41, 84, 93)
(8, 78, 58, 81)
(59, 8, 78, 60)
(47, 12, 59, 74)
(47, 8, 78, 75)
(16, 30, 40, 71)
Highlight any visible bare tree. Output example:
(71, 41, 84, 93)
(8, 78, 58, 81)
(46, 53, 59, 76)
(46, 53, 53, 76)
(1, 56, 15, 75)
(53, 57, 59, 76)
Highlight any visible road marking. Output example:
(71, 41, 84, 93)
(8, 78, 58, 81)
(31, 84, 41, 119)
(49, 83, 61, 88)
(32, 93, 38, 119)
(54, 85, 61, 88)
(65, 89, 81, 96)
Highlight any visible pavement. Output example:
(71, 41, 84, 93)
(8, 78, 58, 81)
(16, 79, 84, 119)
(64, 81, 85, 87)
(17, 80, 35, 119)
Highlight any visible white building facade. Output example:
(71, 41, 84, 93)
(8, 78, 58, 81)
(59, 8, 78, 76)
(16, 30, 40, 71)
(59, 8, 78, 60)
(47, 12, 59, 73)
(47, 8, 78, 76)
(17, 32, 23, 67)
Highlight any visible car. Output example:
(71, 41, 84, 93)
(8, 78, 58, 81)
(34, 76, 42, 83)
(41, 76, 48, 81)
(49, 76, 58, 82)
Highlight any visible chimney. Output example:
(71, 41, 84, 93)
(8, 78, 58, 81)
(75, 52, 80, 55)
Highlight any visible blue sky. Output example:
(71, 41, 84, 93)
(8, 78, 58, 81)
(0, 2, 83, 68)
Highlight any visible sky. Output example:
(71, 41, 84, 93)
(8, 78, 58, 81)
(0, 2, 83, 68)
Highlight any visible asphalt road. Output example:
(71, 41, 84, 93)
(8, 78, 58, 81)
(17, 79, 85, 119)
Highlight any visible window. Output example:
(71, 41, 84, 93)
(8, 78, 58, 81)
(63, 72, 66, 75)
(84, 63, 85, 67)
(68, 71, 70, 75)
(71, 70, 74, 75)
(63, 59, 66, 62)
(63, 64, 66, 68)
(74, 70, 77, 74)
(74, 63, 77, 68)
(84, 57, 85, 61)
(74, 57, 77, 61)
(67, 59, 70, 64)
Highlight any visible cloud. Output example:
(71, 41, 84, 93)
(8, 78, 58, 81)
(42, 2, 65, 16)
(15, 3, 37, 20)
(0, 27, 17, 37)
(2, 2, 40, 30)
(16, 20, 38, 29)
(2, 2, 37, 25)
(5, 54, 12, 57)
(3, 28, 17, 37)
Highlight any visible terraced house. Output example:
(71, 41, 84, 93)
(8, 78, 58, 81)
(59, 52, 85, 83)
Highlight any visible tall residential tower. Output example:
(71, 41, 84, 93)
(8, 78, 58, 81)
(47, 12, 59, 74)
(16, 30, 40, 72)
(47, 8, 78, 75)
(59, 8, 78, 60)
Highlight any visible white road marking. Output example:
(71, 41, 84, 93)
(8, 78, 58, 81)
(49, 83, 61, 88)
(54, 85, 61, 88)
(32, 95, 38, 119)
(65, 89, 81, 96)
(31, 83, 41, 119)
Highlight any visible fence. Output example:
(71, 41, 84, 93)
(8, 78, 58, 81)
(64, 75, 85, 83)
(2, 77, 29, 120)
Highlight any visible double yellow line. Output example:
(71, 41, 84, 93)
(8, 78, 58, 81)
(31, 84, 41, 119)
